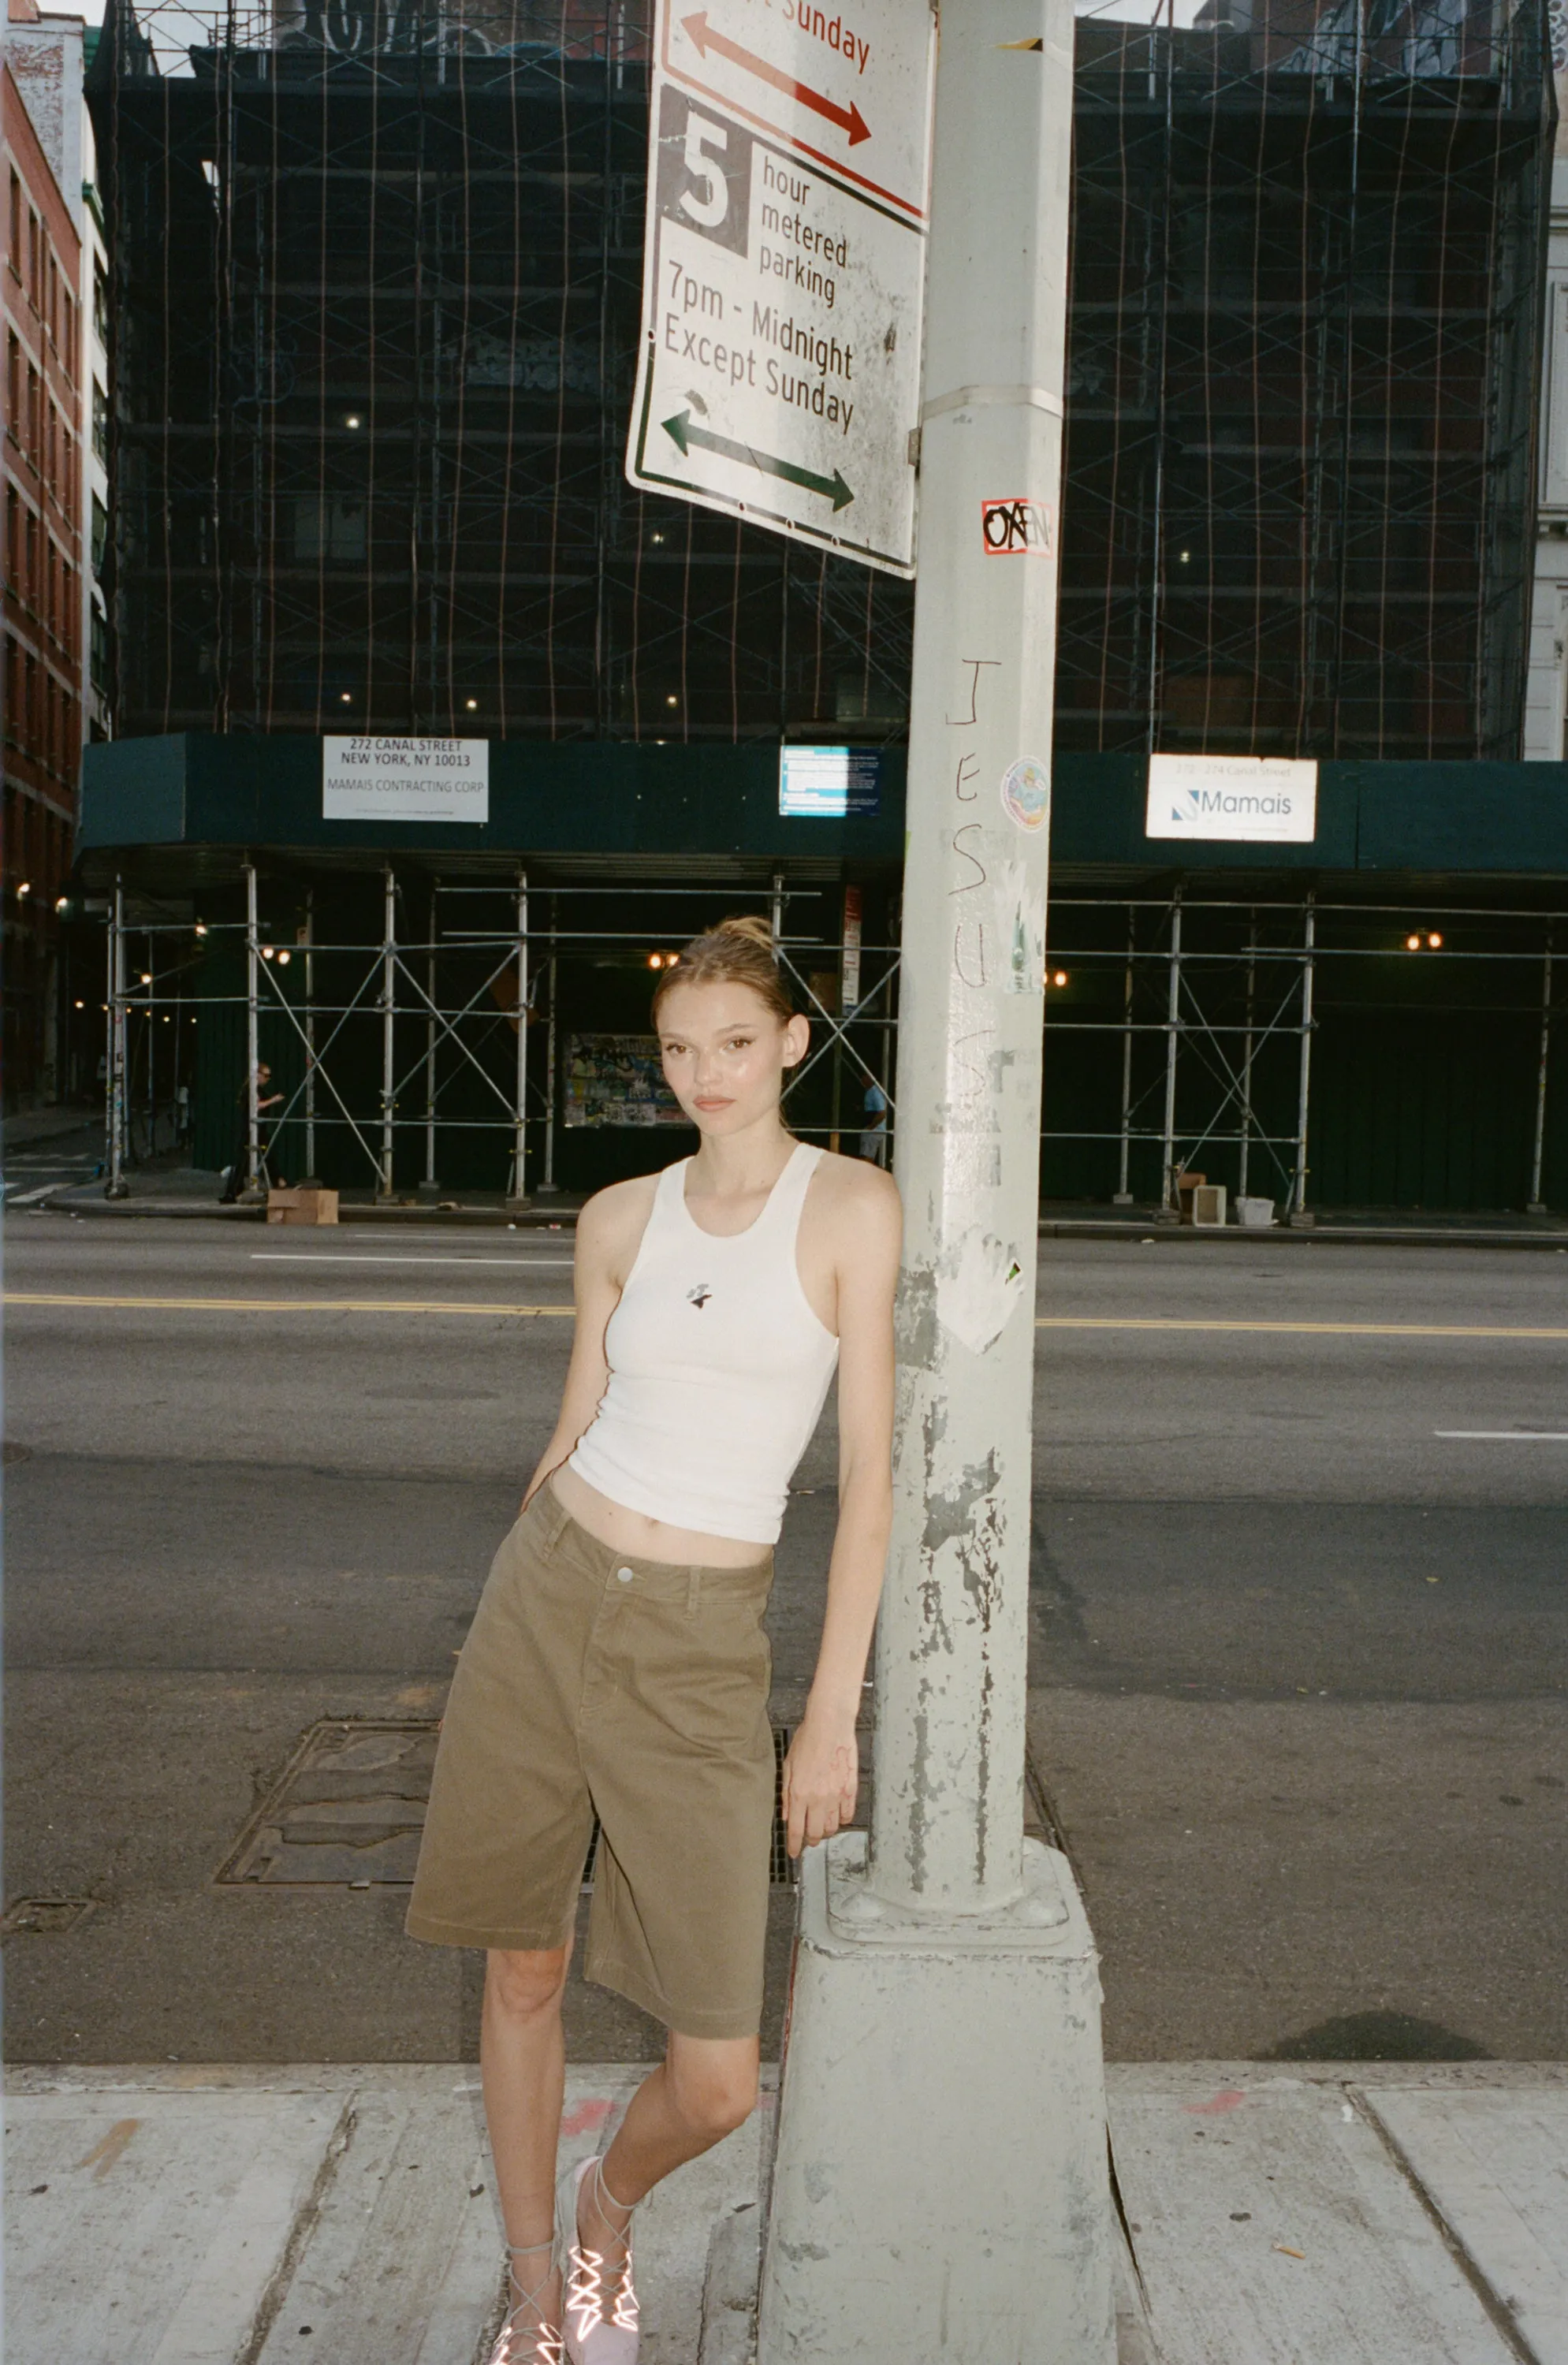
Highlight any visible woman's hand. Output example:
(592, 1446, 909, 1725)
(780, 1709, 859, 1857)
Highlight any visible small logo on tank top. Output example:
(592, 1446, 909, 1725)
(686, 1283, 713, 1311)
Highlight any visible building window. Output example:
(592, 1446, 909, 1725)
(62, 289, 75, 381)
(28, 209, 39, 306)
(8, 172, 19, 277)
(92, 380, 108, 464)
(293, 494, 367, 562)
(91, 493, 107, 575)
(91, 603, 108, 693)
(6, 331, 18, 435)
(93, 263, 107, 346)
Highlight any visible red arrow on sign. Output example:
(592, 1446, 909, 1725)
(681, 12, 871, 146)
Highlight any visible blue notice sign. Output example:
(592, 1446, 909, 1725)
(780, 746, 883, 820)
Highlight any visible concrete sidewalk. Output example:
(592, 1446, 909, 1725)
(6, 2063, 1564, 2365)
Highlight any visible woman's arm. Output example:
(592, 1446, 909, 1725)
(780, 1162, 901, 1856)
(520, 1182, 645, 1510)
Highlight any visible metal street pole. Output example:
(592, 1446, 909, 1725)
(758, 0, 1115, 2352)
(105, 877, 129, 1197)
(244, 858, 261, 1198)
(508, 868, 529, 1206)
(380, 863, 397, 1200)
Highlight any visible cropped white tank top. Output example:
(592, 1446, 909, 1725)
(568, 1142, 838, 1546)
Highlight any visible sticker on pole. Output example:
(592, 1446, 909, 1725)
(626, 0, 935, 575)
(981, 496, 1053, 557)
(1000, 755, 1050, 832)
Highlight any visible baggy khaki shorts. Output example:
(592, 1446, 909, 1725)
(406, 1479, 776, 2039)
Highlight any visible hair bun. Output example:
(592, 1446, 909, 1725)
(714, 913, 777, 955)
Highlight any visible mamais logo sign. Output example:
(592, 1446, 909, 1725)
(323, 737, 490, 824)
(1145, 754, 1317, 845)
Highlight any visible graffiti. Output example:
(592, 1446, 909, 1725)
(944, 657, 1000, 727)
(980, 494, 1052, 557)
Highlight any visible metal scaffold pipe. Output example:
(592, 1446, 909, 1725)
(510, 870, 529, 1205)
(379, 865, 397, 1200)
(245, 859, 261, 1198)
(105, 878, 128, 1198)
(1529, 923, 1554, 1213)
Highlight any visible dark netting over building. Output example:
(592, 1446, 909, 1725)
(90, 0, 1552, 759)
(76, 0, 1568, 1220)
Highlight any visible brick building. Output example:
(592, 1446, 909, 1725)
(3, 10, 84, 1105)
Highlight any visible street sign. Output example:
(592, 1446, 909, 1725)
(322, 736, 489, 824)
(1145, 754, 1317, 845)
(626, 0, 935, 575)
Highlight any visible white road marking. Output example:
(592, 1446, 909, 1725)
(1434, 1430, 1568, 1440)
(2, 1182, 72, 1205)
(250, 1252, 575, 1268)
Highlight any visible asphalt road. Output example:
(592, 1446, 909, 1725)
(4, 1210, 1565, 2064)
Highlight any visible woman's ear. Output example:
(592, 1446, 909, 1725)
(782, 1012, 811, 1070)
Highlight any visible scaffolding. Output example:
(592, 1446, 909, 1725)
(1037, 885, 1568, 1212)
(89, 0, 913, 745)
(89, 0, 1551, 759)
(98, 864, 1566, 1211)
(99, 866, 900, 1197)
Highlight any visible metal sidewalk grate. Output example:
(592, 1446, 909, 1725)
(217, 1717, 811, 1889)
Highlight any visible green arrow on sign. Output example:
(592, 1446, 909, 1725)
(662, 410, 854, 512)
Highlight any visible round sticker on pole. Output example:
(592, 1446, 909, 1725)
(1001, 756, 1049, 832)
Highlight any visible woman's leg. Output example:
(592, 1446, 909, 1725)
(575, 2032, 760, 2260)
(482, 1942, 574, 2326)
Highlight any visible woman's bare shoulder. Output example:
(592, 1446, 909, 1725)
(575, 1171, 662, 1277)
(807, 1147, 901, 1246)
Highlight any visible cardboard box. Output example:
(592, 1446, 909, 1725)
(266, 1187, 339, 1226)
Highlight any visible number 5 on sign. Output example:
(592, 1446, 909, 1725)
(625, 0, 935, 575)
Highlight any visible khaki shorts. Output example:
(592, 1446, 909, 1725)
(406, 1479, 776, 2039)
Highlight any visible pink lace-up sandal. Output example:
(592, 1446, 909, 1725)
(484, 2238, 564, 2365)
(556, 2155, 640, 2365)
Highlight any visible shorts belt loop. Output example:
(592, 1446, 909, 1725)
(540, 1485, 573, 1559)
(686, 1565, 702, 1617)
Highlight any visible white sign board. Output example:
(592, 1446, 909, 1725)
(1145, 754, 1317, 845)
(626, 0, 935, 575)
(322, 736, 490, 824)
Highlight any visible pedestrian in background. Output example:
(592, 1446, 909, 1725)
(858, 1075, 889, 1165)
(407, 915, 900, 2365)
(218, 1061, 282, 1201)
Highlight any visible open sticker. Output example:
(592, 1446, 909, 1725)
(1000, 755, 1049, 832)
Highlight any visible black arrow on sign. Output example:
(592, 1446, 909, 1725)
(662, 409, 855, 512)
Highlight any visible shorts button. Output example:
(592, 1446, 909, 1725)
(616, 1565, 635, 1584)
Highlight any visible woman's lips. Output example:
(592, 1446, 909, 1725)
(694, 1097, 732, 1110)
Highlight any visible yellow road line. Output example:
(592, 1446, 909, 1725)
(1034, 1317, 1568, 1339)
(4, 1293, 574, 1317)
(6, 1293, 1567, 1340)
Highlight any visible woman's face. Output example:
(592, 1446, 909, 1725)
(656, 978, 809, 1135)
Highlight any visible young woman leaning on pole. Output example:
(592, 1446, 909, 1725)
(406, 913, 900, 2365)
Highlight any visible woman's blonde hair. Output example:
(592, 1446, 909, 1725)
(650, 913, 795, 1028)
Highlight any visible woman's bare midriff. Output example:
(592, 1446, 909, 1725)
(546, 1460, 770, 1569)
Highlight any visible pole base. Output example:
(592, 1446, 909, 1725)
(758, 1834, 1116, 2365)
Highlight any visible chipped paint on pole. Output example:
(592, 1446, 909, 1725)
(869, 0, 1070, 1916)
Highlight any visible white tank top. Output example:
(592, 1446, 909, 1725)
(568, 1142, 839, 1546)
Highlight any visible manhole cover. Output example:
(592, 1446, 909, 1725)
(2, 1896, 96, 1938)
(216, 1719, 439, 1886)
(218, 1719, 829, 1888)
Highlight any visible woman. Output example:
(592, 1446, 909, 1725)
(407, 914, 900, 2365)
